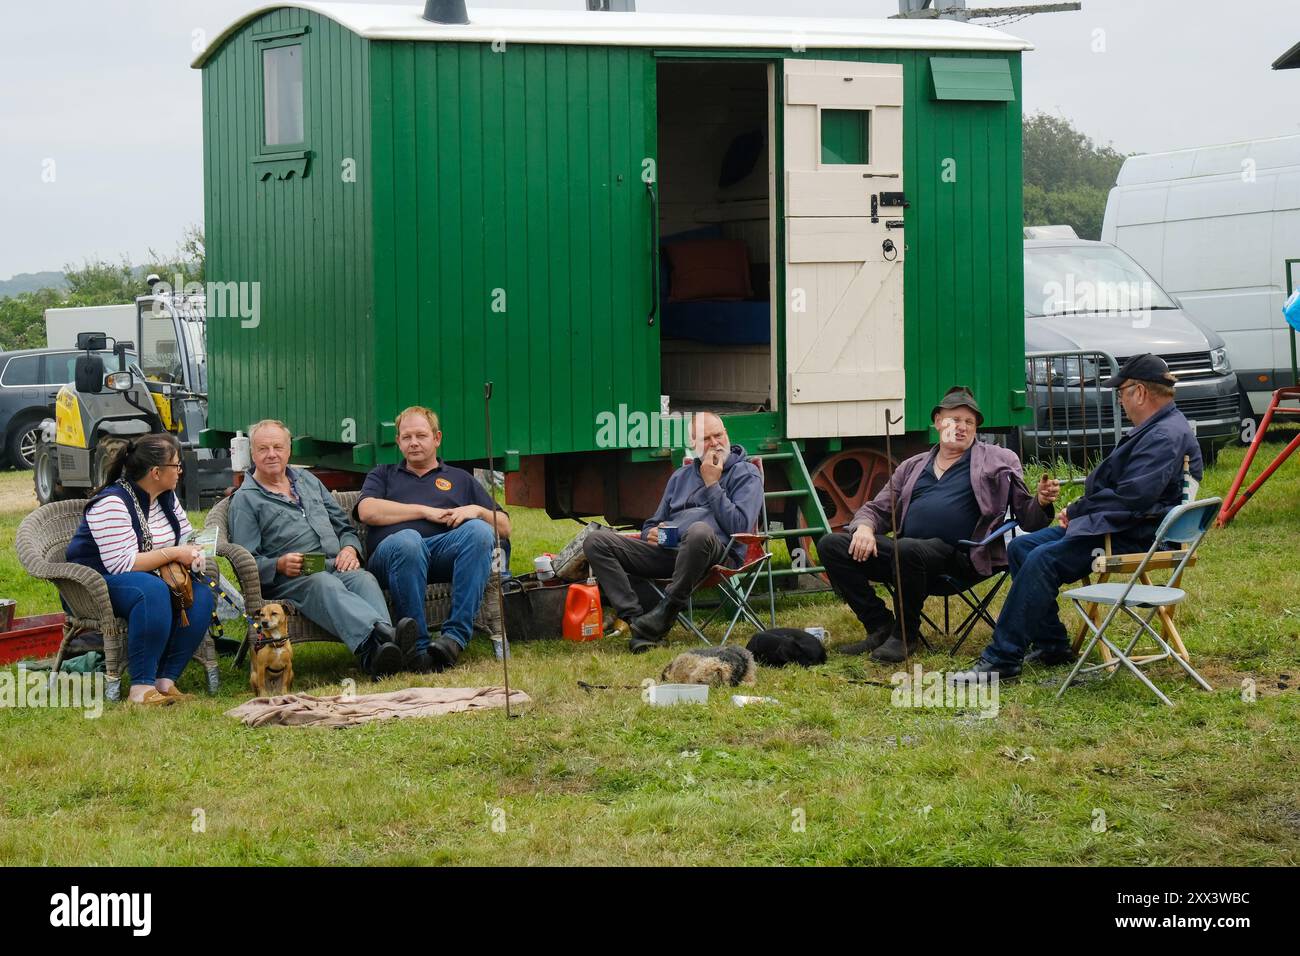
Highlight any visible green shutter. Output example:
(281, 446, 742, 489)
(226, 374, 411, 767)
(929, 57, 1014, 101)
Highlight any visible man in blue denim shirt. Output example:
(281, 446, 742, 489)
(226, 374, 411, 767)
(952, 354, 1203, 682)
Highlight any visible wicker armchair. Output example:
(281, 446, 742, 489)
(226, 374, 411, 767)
(15, 500, 220, 702)
(205, 490, 504, 661)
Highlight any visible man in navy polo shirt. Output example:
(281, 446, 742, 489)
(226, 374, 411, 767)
(356, 406, 510, 672)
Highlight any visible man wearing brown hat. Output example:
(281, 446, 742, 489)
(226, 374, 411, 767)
(950, 354, 1202, 683)
(820, 386, 1059, 663)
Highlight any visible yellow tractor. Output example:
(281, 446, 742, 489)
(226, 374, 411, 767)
(33, 279, 231, 508)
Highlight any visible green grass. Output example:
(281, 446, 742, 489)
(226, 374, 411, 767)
(1, 442, 1298, 866)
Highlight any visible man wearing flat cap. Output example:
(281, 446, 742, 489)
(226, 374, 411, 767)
(820, 386, 1059, 663)
(951, 354, 1202, 683)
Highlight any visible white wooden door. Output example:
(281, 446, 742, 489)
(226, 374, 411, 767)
(784, 60, 905, 438)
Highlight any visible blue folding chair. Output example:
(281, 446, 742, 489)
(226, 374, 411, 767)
(1056, 497, 1221, 706)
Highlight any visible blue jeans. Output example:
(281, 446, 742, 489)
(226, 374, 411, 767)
(367, 523, 495, 650)
(104, 571, 216, 686)
(980, 524, 1151, 667)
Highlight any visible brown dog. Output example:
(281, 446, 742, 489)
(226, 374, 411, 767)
(249, 603, 294, 697)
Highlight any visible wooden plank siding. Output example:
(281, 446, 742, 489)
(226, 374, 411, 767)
(368, 42, 658, 461)
(202, 8, 374, 453)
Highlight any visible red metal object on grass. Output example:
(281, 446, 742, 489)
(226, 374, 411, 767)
(0, 613, 66, 665)
(1218, 386, 1300, 527)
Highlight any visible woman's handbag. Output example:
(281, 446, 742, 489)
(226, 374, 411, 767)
(156, 561, 196, 627)
(501, 573, 571, 641)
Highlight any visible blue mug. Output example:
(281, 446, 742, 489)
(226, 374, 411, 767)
(660, 523, 680, 548)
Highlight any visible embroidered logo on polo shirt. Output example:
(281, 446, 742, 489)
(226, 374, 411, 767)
(435, 477, 453, 491)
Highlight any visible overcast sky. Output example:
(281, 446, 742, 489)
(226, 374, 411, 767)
(1, 0, 1296, 280)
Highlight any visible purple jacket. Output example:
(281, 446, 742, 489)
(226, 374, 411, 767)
(846, 441, 1052, 576)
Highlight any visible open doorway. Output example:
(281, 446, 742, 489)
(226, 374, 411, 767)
(656, 60, 774, 416)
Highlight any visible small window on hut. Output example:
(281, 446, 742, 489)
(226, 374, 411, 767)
(262, 44, 304, 147)
(821, 109, 870, 165)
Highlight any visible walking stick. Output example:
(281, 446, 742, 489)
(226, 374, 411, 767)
(483, 382, 514, 718)
(883, 408, 908, 658)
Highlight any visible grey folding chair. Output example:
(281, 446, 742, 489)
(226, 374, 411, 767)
(1056, 497, 1221, 707)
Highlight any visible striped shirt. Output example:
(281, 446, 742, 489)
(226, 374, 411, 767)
(86, 494, 193, 576)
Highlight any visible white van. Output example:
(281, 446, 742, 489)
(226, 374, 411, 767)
(1101, 134, 1300, 415)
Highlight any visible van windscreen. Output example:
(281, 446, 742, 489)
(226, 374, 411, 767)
(1025, 245, 1177, 317)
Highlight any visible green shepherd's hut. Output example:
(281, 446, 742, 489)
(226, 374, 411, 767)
(195, 1, 1032, 537)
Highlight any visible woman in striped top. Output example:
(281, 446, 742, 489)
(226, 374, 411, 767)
(66, 433, 216, 706)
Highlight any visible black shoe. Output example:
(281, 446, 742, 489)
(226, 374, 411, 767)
(428, 636, 463, 672)
(837, 619, 896, 656)
(405, 650, 435, 674)
(364, 639, 404, 678)
(631, 597, 685, 643)
(628, 632, 666, 655)
(869, 631, 919, 664)
(393, 617, 419, 661)
(1024, 644, 1077, 667)
(947, 658, 1020, 684)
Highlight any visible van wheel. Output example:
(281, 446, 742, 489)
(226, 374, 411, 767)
(6, 412, 46, 470)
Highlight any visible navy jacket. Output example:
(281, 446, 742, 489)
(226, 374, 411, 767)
(641, 444, 764, 565)
(66, 482, 183, 577)
(1065, 402, 1202, 539)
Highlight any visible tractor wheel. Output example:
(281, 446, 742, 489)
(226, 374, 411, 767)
(33, 442, 81, 505)
(92, 440, 127, 490)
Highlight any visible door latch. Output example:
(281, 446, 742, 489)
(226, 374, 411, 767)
(870, 193, 879, 224)
(879, 191, 909, 208)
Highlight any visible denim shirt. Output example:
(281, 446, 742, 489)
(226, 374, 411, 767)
(227, 466, 365, 586)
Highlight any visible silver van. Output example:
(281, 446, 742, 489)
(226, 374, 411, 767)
(1022, 231, 1240, 463)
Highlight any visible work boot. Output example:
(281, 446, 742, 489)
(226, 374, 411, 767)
(362, 636, 404, 679)
(429, 635, 463, 672)
(947, 658, 1020, 684)
(870, 629, 920, 664)
(1024, 644, 1077, 667)
(630, 597, 685, 644)
(837, 618, 896, 656)
(393, 617, 419, 662)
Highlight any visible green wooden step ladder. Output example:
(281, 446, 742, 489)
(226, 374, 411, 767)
(750, 440, 834, 586)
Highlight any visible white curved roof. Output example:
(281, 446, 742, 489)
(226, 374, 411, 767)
(1116, 134, 1300, 186)
(194, 2, 1032, 68)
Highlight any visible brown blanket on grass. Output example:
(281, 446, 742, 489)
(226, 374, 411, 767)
(225, 686, 531, 728)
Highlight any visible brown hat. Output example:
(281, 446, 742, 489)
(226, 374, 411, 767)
(931, 385, 983, 427)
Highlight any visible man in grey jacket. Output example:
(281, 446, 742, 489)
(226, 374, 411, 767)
(228, 420, 417, 678)
(583, 411, 765, 653)
(819, 387, 1059, 663)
